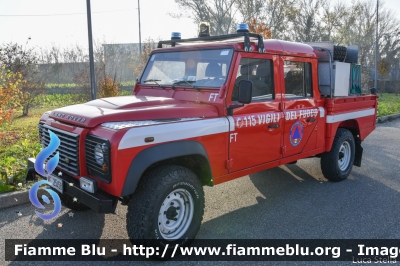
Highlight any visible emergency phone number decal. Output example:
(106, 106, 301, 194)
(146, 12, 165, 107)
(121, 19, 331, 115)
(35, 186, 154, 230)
(234, 108, 319, 129)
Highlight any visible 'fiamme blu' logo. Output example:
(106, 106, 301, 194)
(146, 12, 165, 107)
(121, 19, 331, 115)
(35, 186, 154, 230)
(29, 130, 62, 220)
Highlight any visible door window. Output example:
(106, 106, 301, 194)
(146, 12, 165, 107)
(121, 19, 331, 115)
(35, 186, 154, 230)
(232, 58, 274, 101)
(284, 61, 312, 98)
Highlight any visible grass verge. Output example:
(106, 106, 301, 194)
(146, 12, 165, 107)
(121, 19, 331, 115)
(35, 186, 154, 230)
(377, 93, 400, 117)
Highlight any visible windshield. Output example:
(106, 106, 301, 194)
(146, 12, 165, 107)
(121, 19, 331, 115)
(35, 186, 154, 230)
(140, 49, 234, 88)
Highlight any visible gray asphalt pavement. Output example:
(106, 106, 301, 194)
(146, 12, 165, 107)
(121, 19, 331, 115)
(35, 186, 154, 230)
(1, 119, 400, 266)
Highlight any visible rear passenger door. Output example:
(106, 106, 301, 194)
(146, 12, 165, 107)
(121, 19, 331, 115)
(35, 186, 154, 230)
(281, 57, 320, 158)
(228, 54, 283, 172)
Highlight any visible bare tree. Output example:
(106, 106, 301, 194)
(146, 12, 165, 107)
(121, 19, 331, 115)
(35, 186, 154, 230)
(262, 0, 296, 40)
(172, 0, 238, 35)
(319, 0, 351, 41)
(333, 0, 400, 90)
(379, 35, 400, 94)
(392, 58, 400, 95)
(236, 0, 264, 23)
(327, 0, 376, 88)
(235, 0, 296, 39)
(376, 1, 400, 93)
(286, 0, 327, 42)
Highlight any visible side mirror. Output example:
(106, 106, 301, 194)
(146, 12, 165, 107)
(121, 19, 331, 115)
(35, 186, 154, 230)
(238, 80, 252, 104)
(228, 80, 252, 115)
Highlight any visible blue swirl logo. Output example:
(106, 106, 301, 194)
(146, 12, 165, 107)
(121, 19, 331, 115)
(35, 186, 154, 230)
(29, 129, 62, 220)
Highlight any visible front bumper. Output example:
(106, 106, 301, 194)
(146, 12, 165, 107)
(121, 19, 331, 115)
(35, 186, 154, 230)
(28, 158, 118, 213)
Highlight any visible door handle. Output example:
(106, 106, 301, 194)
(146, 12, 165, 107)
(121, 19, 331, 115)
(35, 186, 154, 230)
(268, 124, 280, 129)
(306, 118, 316, 123)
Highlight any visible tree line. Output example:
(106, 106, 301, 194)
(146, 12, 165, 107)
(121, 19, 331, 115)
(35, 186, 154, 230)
(173, 0, 400, 91)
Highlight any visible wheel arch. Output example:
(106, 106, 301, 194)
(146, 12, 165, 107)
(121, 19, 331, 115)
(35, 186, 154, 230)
(321, 127, 356, 181)
(121, 140, 213, 197)
(338, 119, 360, 138)
(326, 119, 360, 152)
(325, 120, 363, 168)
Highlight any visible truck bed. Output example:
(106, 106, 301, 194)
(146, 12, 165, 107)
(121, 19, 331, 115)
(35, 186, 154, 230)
(324, 95, 378, 141)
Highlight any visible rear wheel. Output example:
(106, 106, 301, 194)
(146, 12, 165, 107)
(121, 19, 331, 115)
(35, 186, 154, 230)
(321, 128, 355, 181)
(126, 165, 204, 247)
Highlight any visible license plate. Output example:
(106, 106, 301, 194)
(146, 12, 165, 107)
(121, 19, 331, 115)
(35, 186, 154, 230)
(47, 175, 63, 193)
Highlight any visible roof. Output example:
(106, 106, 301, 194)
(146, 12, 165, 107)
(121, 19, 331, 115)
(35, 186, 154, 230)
(155, 38, 316, 58)
(263, 39, 316, 58)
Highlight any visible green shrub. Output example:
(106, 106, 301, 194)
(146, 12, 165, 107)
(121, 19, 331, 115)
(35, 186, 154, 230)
(0, 183, 15, 193)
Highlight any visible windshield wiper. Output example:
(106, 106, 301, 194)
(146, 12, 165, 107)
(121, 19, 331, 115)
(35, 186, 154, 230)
(143, 79, 164, 89)
(171, 80, 200, 91)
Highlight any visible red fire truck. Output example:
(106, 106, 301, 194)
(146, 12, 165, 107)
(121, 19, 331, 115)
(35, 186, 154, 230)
(30, 24, 377, 247)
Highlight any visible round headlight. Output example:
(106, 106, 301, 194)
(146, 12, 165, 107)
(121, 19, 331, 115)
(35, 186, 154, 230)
(94, 143, 107, 165)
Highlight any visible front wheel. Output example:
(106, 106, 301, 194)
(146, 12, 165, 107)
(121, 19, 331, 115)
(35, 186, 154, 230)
(321, 128, 355, 182)
(126, 165, 205, 247)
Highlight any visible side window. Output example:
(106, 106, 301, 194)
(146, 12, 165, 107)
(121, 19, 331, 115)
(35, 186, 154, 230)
(284, 61, 312, 98)
(232, 58, 274, 101)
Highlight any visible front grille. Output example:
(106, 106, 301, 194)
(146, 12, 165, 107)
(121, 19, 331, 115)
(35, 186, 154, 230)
(85, 135, 112, 183)
(38, 122, 80, 175)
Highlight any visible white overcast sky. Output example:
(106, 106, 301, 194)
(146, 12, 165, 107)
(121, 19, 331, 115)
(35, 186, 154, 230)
(1, 0, 400, 49)
(0, 0, 197, 49)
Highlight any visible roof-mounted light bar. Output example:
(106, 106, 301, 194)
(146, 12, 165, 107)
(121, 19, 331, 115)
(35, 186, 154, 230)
(158, 23, 265, 53)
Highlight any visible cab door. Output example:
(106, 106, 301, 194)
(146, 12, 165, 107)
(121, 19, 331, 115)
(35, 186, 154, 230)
(281, 57, 320, 157)
(228, 53, 283, 172)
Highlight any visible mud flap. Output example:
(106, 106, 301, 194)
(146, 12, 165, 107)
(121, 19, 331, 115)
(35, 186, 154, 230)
(354, 139, 363, 167)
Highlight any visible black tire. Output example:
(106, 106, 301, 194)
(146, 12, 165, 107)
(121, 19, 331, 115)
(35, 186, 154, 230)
(126, 165, 205, 248)
(321, 128, 355, 182)
(59, 193, 90, 211)
(333, 46, 347, 62)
